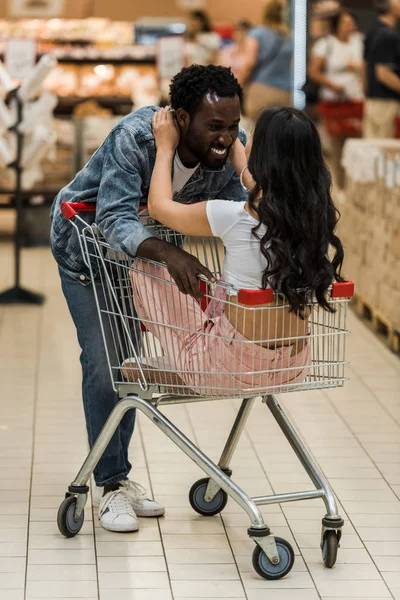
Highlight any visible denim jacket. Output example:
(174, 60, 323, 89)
(50, 106, 247, 282)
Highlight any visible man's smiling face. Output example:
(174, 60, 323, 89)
(178, 93, 241, 169)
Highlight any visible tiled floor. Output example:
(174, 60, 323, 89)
(0, 241, 400, 600)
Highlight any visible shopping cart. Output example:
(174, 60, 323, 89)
(57, 201, 354, 580)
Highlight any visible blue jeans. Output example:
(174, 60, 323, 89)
(59, 266, 136, 486)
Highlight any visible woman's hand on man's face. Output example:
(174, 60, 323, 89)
(152, 107, 181, 153)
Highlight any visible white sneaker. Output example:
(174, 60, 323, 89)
(99, 488, 139, 532)
(94, 480, 165, 517)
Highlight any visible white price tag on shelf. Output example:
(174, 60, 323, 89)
(6, 38, 36, 79)
(157, 36, 185, 79)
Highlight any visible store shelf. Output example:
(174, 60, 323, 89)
(0, 54, 156, 66)
(54, 95, 133, 116)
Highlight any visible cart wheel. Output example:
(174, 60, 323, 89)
(322, 530, 339, 568)
(252, 537, 295, 580)
(189, 478, 228, 517)
(57, 495, 85, 538)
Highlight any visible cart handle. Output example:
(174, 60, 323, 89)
(61, 201, 96, 220)
(237, 281, 354, 306)
(60, 201, 356, 303)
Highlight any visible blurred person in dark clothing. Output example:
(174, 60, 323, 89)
(364, 0, 400, 138)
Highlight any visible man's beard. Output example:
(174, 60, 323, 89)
(185, 126, 231, 170)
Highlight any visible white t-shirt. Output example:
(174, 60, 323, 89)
(206, 200, 268, 290)
(313, 34, 364, 101)
(172, 152, 199, 196)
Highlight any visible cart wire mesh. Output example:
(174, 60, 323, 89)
(78, 219, 351, 400)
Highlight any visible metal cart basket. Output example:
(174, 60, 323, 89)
(57, 201, 354, 580)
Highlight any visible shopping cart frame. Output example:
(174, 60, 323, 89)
(57, 201, 353, 580)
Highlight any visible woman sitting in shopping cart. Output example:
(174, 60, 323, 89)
(129, 106, 344, 394)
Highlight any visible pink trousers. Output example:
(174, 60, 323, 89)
(130, 261, 309, 395)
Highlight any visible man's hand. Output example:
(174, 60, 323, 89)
(137, 237, 215, 298)
(163, 244, 215, 298)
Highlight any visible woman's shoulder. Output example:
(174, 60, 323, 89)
(312, 35, 333, 56)
(208, 199, 246, 211)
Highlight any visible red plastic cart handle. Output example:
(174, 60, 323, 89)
(61, 201, 96, 220)
(331, 281, 355, 298)
(237, 281, 355, 307)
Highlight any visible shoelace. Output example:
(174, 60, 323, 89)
(100, 489, 135, 515)
(121, 480, 148, 499)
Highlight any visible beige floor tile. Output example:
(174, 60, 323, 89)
(94, 527, 159, 543)
(96, 556, 166, 572)
(0, 591, 24, 600)
(95, 541, 163, 557)
(308, 562, 382, 580)
(99, 591, 172, 600)
(357, 527, 400, 542)
(165, 548, 234, 564)
(27, 549, 96, 565)
(242, 570, 315, 589)
(28, 534, 94, 551)
(373, 556, 400, 572)
(0, 529, 27, 543)
(168, 563, 240, 580)
(0, 570, 25, 589)
(381, 571, 400, 588)
(365, 541, 400, 556)
(161, 534, 230, 550)
(246, 591, 320, 600)
(159, 518, 224, 535)
(26, 564, 97, 581)
(26, 580, 98, 598)
(315, 580, 392, 598)
(29, 521, 93, 536)
(0, 542, 27, 557)
(171, 580, 245, 598)
(98, 571, 170, 589)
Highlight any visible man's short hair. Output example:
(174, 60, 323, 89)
(169, 64, 243, 117)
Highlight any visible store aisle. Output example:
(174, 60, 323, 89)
(0, 243, 400, 600)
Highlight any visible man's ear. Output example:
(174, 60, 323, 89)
(175, 108, 190, 134)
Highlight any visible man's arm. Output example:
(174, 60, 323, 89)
(375, 64, 400, 94)
(96, 126, 213, 297)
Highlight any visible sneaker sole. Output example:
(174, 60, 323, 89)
(135, 507, 166, 517)
(96, 505, 165, 518)
(94, 497, 165, 517)
(100, 521, 140, 533)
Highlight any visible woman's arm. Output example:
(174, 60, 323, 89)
(229, 138, 254, 192)
(149, 108, 213, 237)
(237, 36, 259, 85)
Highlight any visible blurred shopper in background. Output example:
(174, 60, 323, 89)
(219, 20, 252, 82)
(364, 0, 400, 138)
(185, 10, 221, 66)
(309, 9, 364, 191)
(239, 0, 293, 121)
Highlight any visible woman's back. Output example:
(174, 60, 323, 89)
(249, 26, 292, 91)
(206, 199, 309, 352)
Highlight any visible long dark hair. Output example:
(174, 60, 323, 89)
(247, 107, 344, 313)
